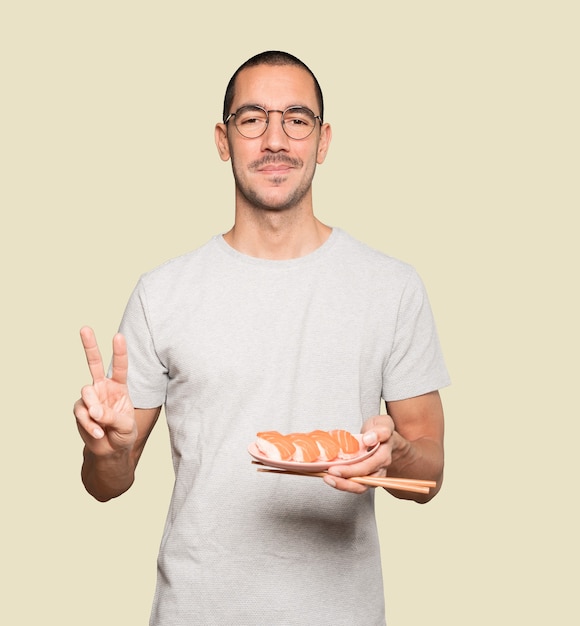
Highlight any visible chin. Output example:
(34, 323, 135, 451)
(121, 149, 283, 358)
(245, 186, 311, 213)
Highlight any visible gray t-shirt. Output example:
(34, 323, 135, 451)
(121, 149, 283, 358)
(119, 228, 450, 625)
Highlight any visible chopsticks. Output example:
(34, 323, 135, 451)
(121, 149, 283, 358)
(253, 463, 436, 494)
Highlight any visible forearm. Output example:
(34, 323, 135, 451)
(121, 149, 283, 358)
(386, 432, 444, 503)
(81, 446, 136, 502)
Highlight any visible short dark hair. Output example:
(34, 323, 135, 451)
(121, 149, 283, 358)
(222, 51, 324, 123)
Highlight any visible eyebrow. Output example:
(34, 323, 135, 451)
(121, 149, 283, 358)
(234, 103, 318, 114)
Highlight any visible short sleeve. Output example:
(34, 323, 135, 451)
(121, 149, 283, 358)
(117, 278, 169, 409)
(382, 270, 450, 401)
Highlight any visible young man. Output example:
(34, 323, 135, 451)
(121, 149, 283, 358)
(74, 51, 450, 625)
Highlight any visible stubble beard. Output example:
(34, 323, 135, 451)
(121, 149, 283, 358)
(232, 154, 316, 213)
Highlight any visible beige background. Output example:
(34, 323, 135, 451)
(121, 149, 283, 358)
(2, 1, 578, 624)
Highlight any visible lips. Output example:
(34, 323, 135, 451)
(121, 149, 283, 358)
(249, 156, 303, 172)
(259, 165, 292, 173)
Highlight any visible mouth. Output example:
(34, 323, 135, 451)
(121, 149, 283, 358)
(250, 156, 303, 174)
(258, 165, 293, 174)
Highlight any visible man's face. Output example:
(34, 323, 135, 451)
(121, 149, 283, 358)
(215, 64, 331, 213)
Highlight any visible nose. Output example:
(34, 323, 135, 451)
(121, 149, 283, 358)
(260, 111, 290, 152)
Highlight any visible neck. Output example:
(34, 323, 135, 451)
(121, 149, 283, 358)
(223, 203, 331, 260)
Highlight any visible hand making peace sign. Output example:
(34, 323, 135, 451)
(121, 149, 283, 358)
(74, 326, 137, 456)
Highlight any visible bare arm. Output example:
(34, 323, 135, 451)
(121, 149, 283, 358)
(74, 326, 161, 502)
(325, 391, 445, 503)
(79, 407, 161, 501)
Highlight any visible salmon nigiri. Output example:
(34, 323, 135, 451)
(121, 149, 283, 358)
(328, 429, 361, 459)
(256, 431, 295, 461)
(308, 430, 341, 462)
(287, 433, 320, 463)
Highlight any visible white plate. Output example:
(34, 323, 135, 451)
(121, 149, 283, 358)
(248, 435, 380, 472)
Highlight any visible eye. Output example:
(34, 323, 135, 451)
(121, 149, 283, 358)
(236, 106, 268, 126)
(283, 107, 315, 127)
(287, 118, 308, 126)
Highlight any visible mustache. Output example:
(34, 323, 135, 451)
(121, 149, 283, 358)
(249, 155, 303, 170)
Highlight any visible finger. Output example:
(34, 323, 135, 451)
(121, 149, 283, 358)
(323, 474, 370, 494)
(74, 398, 105, 440)
(110, 333, 128, 385)
(332, 458, 391, 481)
(80, 384, 104, 421)
(327, 445, 391, 480)
(361, 415, 395, 446)
(80, 326, 106, 383)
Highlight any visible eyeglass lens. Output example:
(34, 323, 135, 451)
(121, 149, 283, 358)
(233, 106, 317, 140)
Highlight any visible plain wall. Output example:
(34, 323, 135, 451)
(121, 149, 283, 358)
(2, 2, 578, 624)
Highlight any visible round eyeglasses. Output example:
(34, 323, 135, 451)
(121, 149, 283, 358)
(224, 105, 322, 140)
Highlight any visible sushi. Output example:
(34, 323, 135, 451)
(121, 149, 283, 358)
(287, 433, 320, 463)
(328, 429, 361, 459)
(308, 430, 341, 461)
(255, 431, 296, 461)
(255, 428, 363, 463)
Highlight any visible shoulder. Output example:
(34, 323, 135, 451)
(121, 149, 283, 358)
(332, 228, 418, 283)
(138, 236, 224, 286)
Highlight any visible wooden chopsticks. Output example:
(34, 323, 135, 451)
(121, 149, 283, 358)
(254, 463, 436, 494)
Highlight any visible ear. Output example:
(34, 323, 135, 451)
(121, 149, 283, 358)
(215, 123, 231, 162)
(316, 123, 332, 165)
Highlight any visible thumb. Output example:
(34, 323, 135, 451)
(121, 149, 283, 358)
(361, 415, 394, 445)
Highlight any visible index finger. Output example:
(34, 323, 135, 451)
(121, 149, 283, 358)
(110, 332, 128, 385)
(79, 326, 106, 383)
(328, 445, 391, 480)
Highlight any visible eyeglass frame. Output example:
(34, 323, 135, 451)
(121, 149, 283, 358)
(223, 105, 323, 140)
